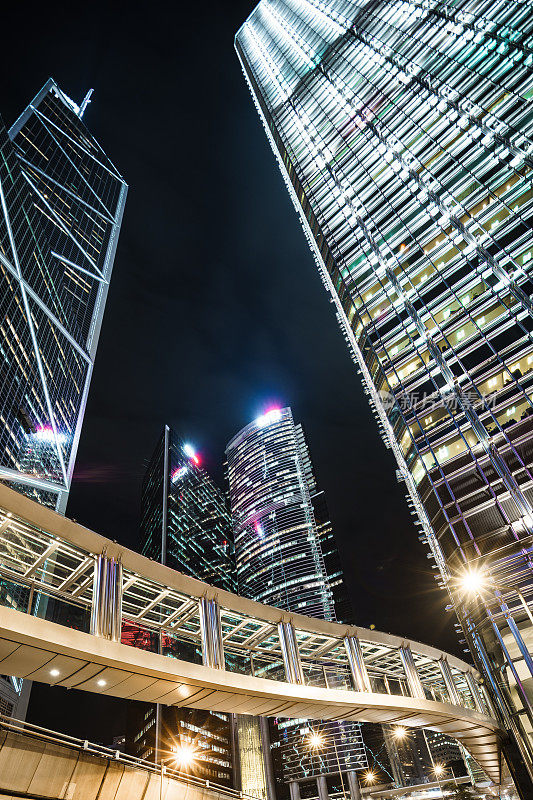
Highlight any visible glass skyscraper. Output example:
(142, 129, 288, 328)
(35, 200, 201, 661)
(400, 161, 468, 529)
(235, 1, 533, 794)
(0, 78, 126, 513)
(130, 425, 236, 785)
(140, 425, 236, 591)
(226, 407, 366, 799)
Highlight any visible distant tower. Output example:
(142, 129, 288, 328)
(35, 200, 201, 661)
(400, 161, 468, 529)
(129, 426, 236, 786)
(0, 79, 127, 512)
(226, 407, 334, 617)
(140, 425, 236, 591)
(236, 1, 533, 794)
(226, 407, 366, 800)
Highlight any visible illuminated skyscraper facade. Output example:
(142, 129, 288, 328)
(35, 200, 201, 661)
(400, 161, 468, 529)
(235, 1, 533, 793)
(140, 426, 236, 592)
(0, 79, 126, 512)
(227, 408, 335, 618)
(226, 408, 366, 798)
(130, 426, 236, 785)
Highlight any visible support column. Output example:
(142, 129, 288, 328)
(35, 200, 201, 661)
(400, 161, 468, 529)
(344, 636, 371, 692)
(90, 553, 122, 642)
(199, 597, 224, 669)
(278, 621, 304, 684)
(259, 716, 277, 800)
(289, 781, 301, 800)
(347, 771, 361, 800)
(317, 774, 328, 800)
(464, 670, 485, 713)
(399, 645, 425, 700)
(437, 657, 461, 705)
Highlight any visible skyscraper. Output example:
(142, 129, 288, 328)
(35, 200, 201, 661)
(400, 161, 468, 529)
(0, 78, 126, 513)
(226, 407, 367, 800)
(236, 2, 533, 795)
(129, 426, 236, 786)
(0, 79, 126, 721)
(140, 425, 236, 592)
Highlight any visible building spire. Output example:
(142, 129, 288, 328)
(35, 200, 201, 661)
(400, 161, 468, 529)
(79, 88, 93, 119)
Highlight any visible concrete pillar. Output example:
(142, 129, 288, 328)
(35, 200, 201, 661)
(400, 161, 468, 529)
(289, 780, 301, 800)
(259, 716, 277, 800)
(278, 621, 304, 684)
(399, 645, 425, 699)
(90, 554, 122, 641)
(464, 670, 485, 713)
(347, 770, 361, 800)
(317, 775, 329, 800)
(438, 657, 461, 705)
(344, 636, 372, 692)
(199, 597, 224, 669)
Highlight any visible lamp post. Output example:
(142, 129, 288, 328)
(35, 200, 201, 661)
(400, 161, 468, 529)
(433, 762, 445, 790)
(363, 769, 376, 788)
(307, 728, 348, 800)
(458, 568, 533, 699)
(159, 743, 197, 800)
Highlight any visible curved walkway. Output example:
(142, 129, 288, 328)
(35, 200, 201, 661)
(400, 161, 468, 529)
(0, 485, 503, 783)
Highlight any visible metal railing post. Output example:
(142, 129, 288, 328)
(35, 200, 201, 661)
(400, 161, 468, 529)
(278, 621, 304, 684)
(464, 670, 485, 714)
(344, 635, 371, 692)
(199, 597, 224, 669)
(399, 645, 425, 700)
(90, 553, 123, 642)
(437, 657, 461, 705)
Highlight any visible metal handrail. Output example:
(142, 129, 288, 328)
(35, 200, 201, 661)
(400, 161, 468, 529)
(0, 714, 259, 800)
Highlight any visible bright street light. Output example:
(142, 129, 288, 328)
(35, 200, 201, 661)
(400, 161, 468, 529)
(392, 726, 407, 740)
(460, 569, 486, 595)
(459, 568, 533, 627)
(308, 732, 324, 749)
(433, 763, 445, 777)
(364, 770, 376, 785)
(172, 743, 197, 768)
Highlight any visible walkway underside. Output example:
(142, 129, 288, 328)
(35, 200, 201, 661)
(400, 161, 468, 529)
(0, 608, 501, 783)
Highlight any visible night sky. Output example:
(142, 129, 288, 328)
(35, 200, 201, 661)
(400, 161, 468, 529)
(3, 1, 460, 741)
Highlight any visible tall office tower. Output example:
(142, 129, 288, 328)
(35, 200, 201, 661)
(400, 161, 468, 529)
(226, 407, 366, 800)
(227, 408, 335, 617)
(140, 425, 236, 591)
(0, 79, 126, 513)
(0, 79, 126, 722)
(236, 2, 533, 794)
(129, 426, 236, 785)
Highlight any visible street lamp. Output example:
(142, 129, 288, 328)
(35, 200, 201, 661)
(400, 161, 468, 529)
(433, 763, 445, 778)
(172, 742, 197, 769)
(305, 728, 348, 799)
(160, 743, 197, 800)
(309, 732, 324, 749)
(392, 726, 407, 741)
(458, 565, 533, 684)
(459, 567, 533, 625)
(363, 769, 376, 785)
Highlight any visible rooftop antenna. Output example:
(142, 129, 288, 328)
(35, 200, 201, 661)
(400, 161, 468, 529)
(79, 88, 94, 119)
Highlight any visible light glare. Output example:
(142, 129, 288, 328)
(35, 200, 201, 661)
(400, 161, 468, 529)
(309, 733, 323, 748)
(255, 408, 282, 427)
(172, 743, 197, 767)
(460, 569, 486, 594)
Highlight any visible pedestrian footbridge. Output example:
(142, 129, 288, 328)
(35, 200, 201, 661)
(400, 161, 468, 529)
(0, 485, 502, 782)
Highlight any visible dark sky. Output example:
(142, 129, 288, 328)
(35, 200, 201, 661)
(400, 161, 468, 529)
(3, 0, 461, 741)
